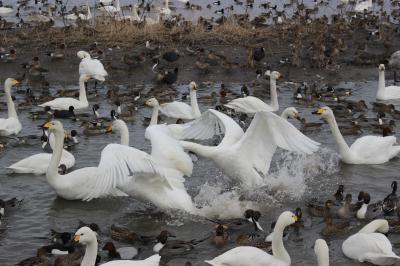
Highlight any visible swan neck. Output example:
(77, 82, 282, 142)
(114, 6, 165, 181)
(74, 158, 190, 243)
(115, 0, 120, 10)
(119, 122, 130, 146)
(180, 141, 214, 158)
(190, 89, 201, 118)
(272, 222, 291, 264)
(359, 219, 388, 234)
(87, 4, 92, 18)
(5, 85, 18, 119)
(150, 105, 159, 126)
(326, 115, 350, 156)
(270, 77, 279, 110)
(377, 70, 386, 99)
(78, 77, 88, 104)
(317, 250, 329, 266)
(81, 238, 98, 266)
(47, 130, 64, 183)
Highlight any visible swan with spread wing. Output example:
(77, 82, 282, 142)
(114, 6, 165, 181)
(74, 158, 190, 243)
(42, 120, 162, 201)
(103, 120, 196, 213)
(180, 109, 320, 187)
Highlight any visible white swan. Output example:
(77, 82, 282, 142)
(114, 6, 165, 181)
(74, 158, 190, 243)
(205, 211, 298, 266)
(42, 120, 162, 200)
(160, 0, 172, 17)
(145, 97, 192, 140)
(355, 0, 372, 12)
(180, 110, 319, 187)
(74, 226, 160, 266)
(117, 4, 140, 22)
(105, 120, 196, 212)
(315, 239, 329, 266)
(376, 64, 400, 100)
(7, 132, 75, 175)
(0, 5, 13, 15)
(225, 71, 281, 114)
(158, 81, 201, 120)
(98, 0, 121, 13)
(315, 106, 400, 164)
(66, 2, 92, 21)
(342, 219, 400, 265)
(0, 78, 22, 136)
(77, 50, 108, 82)
(38, 74, 90, 111)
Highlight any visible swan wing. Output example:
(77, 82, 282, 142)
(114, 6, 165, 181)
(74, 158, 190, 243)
(225, 96, 275, 114)
(233, 111, 320, 175)
(146, 124, 193, 177)
(38, 98, 82, 110)
(350, 136, 398, 159)
(159, 102, 194, 120)
(181, 109, 244, 146)
(82, 144, 168, 201)
(342, 233, 399, 264)
(205, 246, 286, 266)
(382, 86, 400, 99)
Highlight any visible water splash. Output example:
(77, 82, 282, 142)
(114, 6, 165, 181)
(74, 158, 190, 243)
(264, 147, 340, 200)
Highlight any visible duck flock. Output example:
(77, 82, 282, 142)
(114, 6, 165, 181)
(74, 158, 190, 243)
(1, 0, 400, 266)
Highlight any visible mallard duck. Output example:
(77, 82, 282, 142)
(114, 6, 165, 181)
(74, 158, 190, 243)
(321, 215, 351, 237)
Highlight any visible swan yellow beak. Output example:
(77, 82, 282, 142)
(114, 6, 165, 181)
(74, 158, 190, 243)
(11, 79, 20, 86)
(106, 125, 113, 133)
(64, 132, 68, 140)
(294, 215, 299, 222)
(317, 108, 326, 114)
(43, 122, 53, 129)
(74, 235, 80, 242)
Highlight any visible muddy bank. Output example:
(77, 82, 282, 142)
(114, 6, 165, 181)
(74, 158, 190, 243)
(1, 16, 399, 89)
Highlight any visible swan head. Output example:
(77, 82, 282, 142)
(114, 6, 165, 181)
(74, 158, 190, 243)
(74, 226, 97, 245)
(146, 97, 159, 107)
(314, 106, 334, 120)
(43, 120, 64, 134)
(314, 239, 329, 260)
(189, 81, 197, 90)
(4, 78, 20, 90)
(276, 211, 298, 228)
(283, 107, 300, 120)
(379, 64, 385, 72)
(79, 74, 91, 82)
(77, 51, 91, 59)
(107, 119, 128, 133)
(265, 70, 282, 80)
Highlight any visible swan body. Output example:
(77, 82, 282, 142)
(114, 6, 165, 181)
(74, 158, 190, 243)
(8, 152, 74, 175)
(225, 71, 281, 114)
(74, 227, 161, 266)
(43, 120, 162, 201)
(342, 219, 400, 265)
(0, 78, 22, 136)
(159, 82, 201, 120)
(160, 0, 171, 17)
(181, 110, 319, 187)
(77, 51, 108, 82)
(98, 0, 121, 13)
(205, 211, 298, 266)
(355, 0, 372, 12)
(66, 4, 92, 21)
(316, 106, 400, 164)
(0, 6, 13, 15)
(38, 75, 90, 111)
(7, 133, 75, 175)
(117, 5, 140, 21)
(376, 64, 400, 100)
(86, 120, 196, 213)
